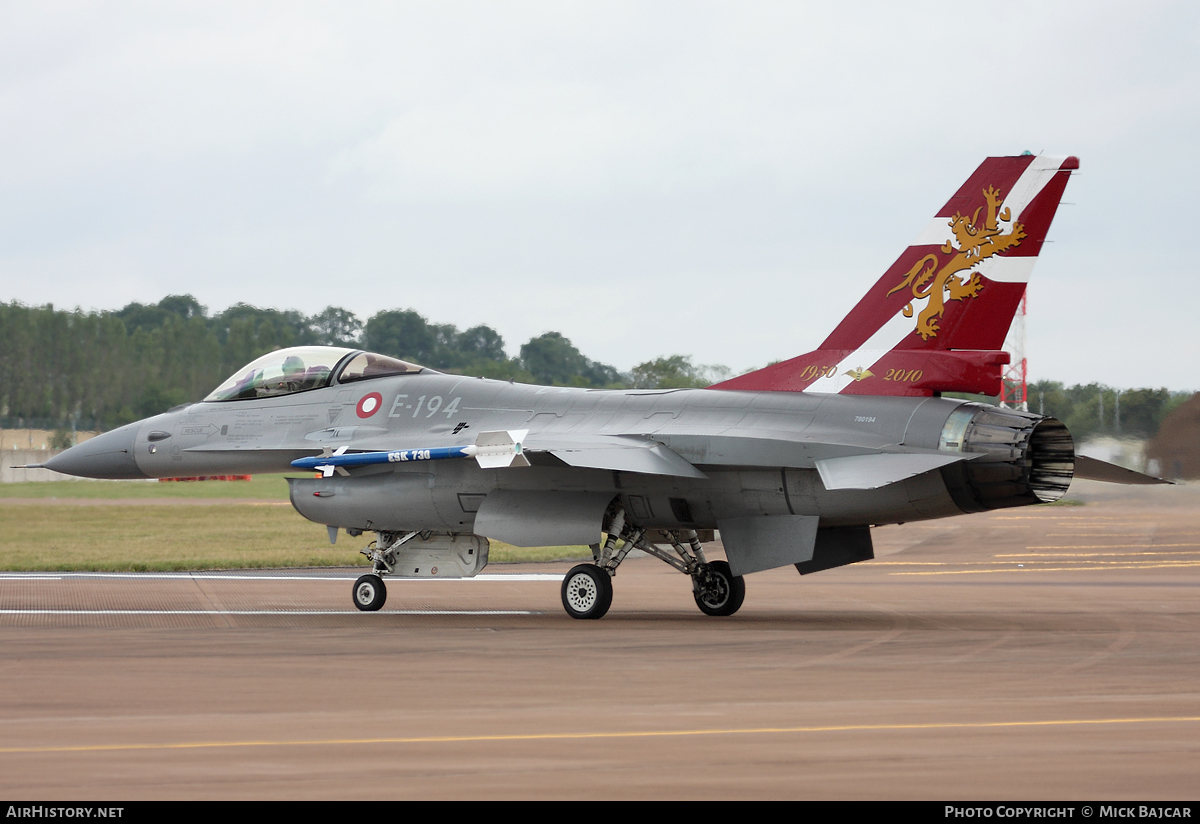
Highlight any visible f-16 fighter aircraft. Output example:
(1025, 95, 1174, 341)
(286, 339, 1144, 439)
(37, 154, 1167, 619)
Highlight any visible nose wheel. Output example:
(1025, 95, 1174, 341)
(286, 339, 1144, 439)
(352, 574, 387, 611)
(561, 564, 613, 620)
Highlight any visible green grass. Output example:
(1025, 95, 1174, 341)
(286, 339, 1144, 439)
(0, 474, 292, 499)
(0, 493, 590, 571)
(0, 474, 592, 569)
(0, 503, 363, 571)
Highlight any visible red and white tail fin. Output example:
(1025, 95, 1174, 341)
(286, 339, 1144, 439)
(712, 154, 1079, 396)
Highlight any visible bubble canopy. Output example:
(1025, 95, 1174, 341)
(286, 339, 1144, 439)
(203, 347, 425, 402)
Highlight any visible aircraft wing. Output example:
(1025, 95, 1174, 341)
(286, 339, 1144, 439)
(526, 435, 707, 479)
(531, 430, 972, 483)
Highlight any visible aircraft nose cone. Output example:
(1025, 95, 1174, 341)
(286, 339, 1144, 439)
(43, 423, 147, 479)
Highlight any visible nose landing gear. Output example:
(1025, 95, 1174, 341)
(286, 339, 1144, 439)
(350, 530, 420, 612)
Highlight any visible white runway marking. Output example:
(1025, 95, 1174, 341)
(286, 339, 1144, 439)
(0, 572, 563, 582)
(0, 609, 539, 616)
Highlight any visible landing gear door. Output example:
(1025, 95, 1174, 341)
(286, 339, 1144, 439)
(390, 533, 489, 578)
(717, 515, 820, 576)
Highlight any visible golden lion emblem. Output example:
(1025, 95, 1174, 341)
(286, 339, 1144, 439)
(887, 185, 1026, 340)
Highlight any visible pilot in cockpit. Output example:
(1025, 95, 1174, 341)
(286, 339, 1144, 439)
(279, 355, 306, 391)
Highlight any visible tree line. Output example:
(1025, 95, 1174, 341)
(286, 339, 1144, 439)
(0, 296, 637, 431)
(1026, 381, 1192, 444)
(0, 297, 1192, 443)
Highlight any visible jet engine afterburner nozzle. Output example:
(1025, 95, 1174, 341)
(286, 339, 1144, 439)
(938, 405, 1074, 513)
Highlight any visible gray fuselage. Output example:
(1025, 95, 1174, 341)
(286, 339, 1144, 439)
(51, 370, 1064, 539)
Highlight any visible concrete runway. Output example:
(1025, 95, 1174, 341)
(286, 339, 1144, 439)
(2, 481, 1198, 799)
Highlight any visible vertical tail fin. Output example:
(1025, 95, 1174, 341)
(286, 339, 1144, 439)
(712, 154, 1079, 396)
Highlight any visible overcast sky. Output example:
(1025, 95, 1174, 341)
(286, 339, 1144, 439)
(2, 1, 1197, 390)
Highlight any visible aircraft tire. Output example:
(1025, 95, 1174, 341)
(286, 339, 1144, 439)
(693, 560, 745, 617)
(352, 574, 387, 612)
(561, 564, 613, 620)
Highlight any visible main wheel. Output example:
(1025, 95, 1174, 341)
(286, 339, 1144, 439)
(352, 574, 387, 611)
(693, 560, 745, 617)
(561, 564, 613, 620)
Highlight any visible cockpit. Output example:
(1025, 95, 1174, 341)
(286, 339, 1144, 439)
(203, 346, 426, 402)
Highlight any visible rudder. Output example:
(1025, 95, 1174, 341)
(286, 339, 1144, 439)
(713, 154, 1078, 396)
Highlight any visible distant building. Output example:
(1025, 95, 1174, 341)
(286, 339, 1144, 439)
(1077, 436, 1147, 472)
(1145, 393, 1200, 480)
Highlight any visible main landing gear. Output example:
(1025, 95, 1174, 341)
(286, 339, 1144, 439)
(692, 560, 745, 617)
(560, 564, 613, 620)
(558, 506, 746, 620)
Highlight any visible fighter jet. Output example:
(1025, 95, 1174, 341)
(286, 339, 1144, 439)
(38, 154, 1166, 619)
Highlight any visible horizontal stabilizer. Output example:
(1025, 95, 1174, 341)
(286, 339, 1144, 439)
(816, 452, 973, 490)
(1074, 455, 1172, 486)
